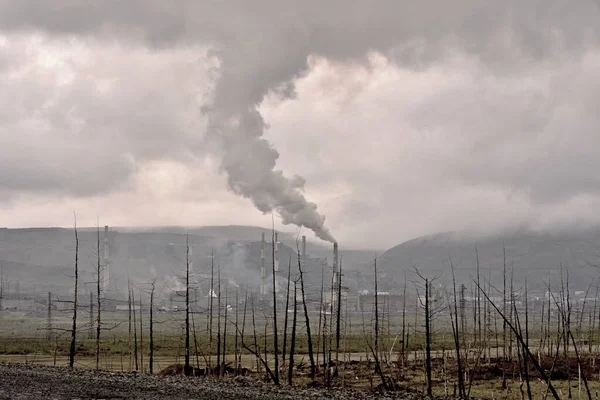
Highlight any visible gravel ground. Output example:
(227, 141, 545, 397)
(0, 363, 425, 400)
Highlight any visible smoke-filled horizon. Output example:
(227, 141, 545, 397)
(1, 1, 600, 248)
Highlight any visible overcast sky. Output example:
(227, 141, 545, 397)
(1, 1, 600, 249)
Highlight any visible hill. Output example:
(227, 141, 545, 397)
(374, 229, 600, 293)
(0, 226, 377, 301)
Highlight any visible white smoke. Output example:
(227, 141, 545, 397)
(207, 93, 336, 243)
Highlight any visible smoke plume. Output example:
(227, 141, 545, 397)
(207, 66, 336, 243)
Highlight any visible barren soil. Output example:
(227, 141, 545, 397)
(0, 363, 423, 400)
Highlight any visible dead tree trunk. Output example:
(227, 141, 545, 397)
(271, 228, 279, 384)
(47, 291, 52, 340)
(424, 277, 432, 397)
(401, 274, 407, 376)
(185, 235, 191, 373)
(69, 216, 79, 369)
(128, 281, 132, 370)
(450, 257, 466, 398)
(96, 223, 102, 371)
(132, 288, 138, 371)
(234, 288, 239, 374)
(288, 280, 298, 386)
(139, 290, 144, 373)
(282, 256, 292, 368)
(89, 293, 94, 340)
(217, 264, 221, 373)
(503, 247, 507, 361)
(476, 279, 560, 400)
(372, 259, 389, 391)
(209, 248, 214, 367)
(297, 242, 316, 379)
(239, 288, 249, 374)
(149, 279, 155, 375)
(316, 261, 325, 368)
(476, 246, 482, 347)
(222, 287, 228, 377)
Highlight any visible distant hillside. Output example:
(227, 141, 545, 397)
(0, 226, 377, 301)
(375, 229, 600, 292)
(121, 225, 378, 275)
(121, 225, 297, 243)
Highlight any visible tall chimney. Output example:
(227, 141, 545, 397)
(103, 226, 110, 293)
(333, 242, 339, 274)
(302, 235, 307, 272)
(333, 242, 339, 308)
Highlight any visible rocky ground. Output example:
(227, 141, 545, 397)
(0, 363, 425, 400)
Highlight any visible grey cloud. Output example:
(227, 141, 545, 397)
(2, 0, 600, 244)
(257, 45, 600, 246)
(0, 36, 212, 196)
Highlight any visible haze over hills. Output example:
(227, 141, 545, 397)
(0, 225, 377, 299)
(375, 229, 600, 293)
(2, 225, 600, 299)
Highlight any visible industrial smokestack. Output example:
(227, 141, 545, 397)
(260, 232, 266, 298)
(333, 242, 339, 274)
(103, 226, 109, 293)
(302, 235, 307, 272)
(332, 242, 339, 309)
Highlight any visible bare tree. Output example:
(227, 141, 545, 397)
(47, 291, 52, 340)
(221, 286, 228, 377)
(149, 278, 156, 375)
(297, 240, 316, 379)
(234, 288, 239, 373)
(217, 263, 222, 373)
(185, 235, 191, 373)
(89, 293, 94, 340)
(288, 280, 298, 385)
(128, 280, 133, 370)
(413, 267, 443, 397)
(316, 260, 325, 368)
(132, 286, 139, 370)
(271, 226, 279, 384)
(209, 247, 215, 367)
(282, 255, 292, 368)
(69, 214, 79, 369)
(475, 278, 560, 400)
(476, 246, 482, 346)
(95, 222, 102, 370)
(370, 259, 389, 391)
(449, 257, 466, 398)
(238, 288, 249, 374)
(400, 273, 407, 377)
(139, 289, 144, 373)
(549, 283, 592, 400)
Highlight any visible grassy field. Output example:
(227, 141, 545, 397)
(4, 309, 600, 398)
